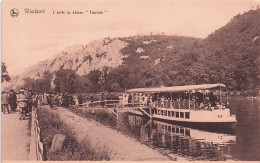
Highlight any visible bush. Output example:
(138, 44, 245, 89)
(69, 107, 117, 127)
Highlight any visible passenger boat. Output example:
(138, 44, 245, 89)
(124, 83, 237, 125)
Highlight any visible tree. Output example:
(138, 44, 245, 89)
(21, 71, 53, 93)
(23, 77, 34, 90)
(54, 69, 79, 93)
(73, 75, 89, 93)
(34, 78, 51, 93)
(42, 71, 53, 91)
(1, 62, 11, 82)
(87, 70, 103, 92)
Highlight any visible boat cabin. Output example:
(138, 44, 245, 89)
(125, 83, 228, 111)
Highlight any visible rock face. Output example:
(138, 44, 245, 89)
(13, 38, 128, 87)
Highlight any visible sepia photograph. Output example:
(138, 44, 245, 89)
(1, 0, 260, 162)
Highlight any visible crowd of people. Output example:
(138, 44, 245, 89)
(1, 88, 121, 117)
(1, 90, 17, 114)
(1, 88, 84, 117)
(1, 88, 227, 118)
(1, 88, 34, 118)
(121, 91, 228, 110)
(36, 92, 83, 108)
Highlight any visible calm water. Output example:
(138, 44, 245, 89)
(118, 98, 260, 161)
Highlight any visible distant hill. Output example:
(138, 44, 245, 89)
(12, 38, 128, 88)
(202, 9, 260, 91)
(10, 9, 260, 95)
(106, 9, 260, 95)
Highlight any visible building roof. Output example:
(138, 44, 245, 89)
(127, 83, 226, 93)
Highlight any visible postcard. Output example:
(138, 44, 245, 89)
(1, 0, 260, 162)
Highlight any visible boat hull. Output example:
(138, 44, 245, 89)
(126, 107, 237, 134)
(152, 116, 237, 134)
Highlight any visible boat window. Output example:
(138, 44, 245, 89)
(168, 126, 171, 131)
(185, 112, 190, 119)
(176, 112, 179, 118)
(185, 129, 190, 136)
(180, 112, 184, 118)
(180, 128, 184, 134)
(158, 110, 160, 115)
(172, 127, 175, 133)
(176, 127, 180, 133)
(172, 111, 175, 117)
(168, 111, 171, 117)
(161, 110, 164, 115)
(164, 110, 167, 116)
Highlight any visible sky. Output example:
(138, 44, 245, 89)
(2, 0, 260, 76)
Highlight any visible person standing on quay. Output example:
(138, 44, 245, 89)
(17, 88, 28, 118)
(100, 93, 105, 107)
(1, 91, 10, 114)
(90, 94, 94, 108)
(78, 94, 83, 106)
(128, 93, 132, 107)
(62, 93, 69, 107)
(27, 89, 33, 113)
(8, 89, 17, 112)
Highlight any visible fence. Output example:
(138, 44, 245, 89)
(78, 100, 120, 108)
(29, 108, 44, 161)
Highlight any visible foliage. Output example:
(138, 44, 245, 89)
(1, 62, 11, 82)
(23, 77, 34, 90)
(69, 107, 118, 128)
(54, 69, 80, 93)
(101, 9, 260, 95)
(22, 71, 52, 92)
(86, 70, 103, 92)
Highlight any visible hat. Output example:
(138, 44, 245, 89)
(20, 88, 25, 92)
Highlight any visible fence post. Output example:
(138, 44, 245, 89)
(29, 109, 37, 160)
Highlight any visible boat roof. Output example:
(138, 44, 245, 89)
(127, 83, 226, 93)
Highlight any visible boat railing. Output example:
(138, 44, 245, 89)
(124, 100, 226, 110)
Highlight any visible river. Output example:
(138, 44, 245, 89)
(116, 98, 260, 161)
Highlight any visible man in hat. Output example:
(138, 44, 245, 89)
(1, 91, 10, 114)
(17, 88, 28, 119)
(27, 89, 33, 113)
(8, 89, 17, 112)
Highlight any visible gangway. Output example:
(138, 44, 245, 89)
(137, 107, 152, 119)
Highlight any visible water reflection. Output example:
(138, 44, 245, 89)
(124, 115, 236, 160)
(229, 98, 260, 161)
